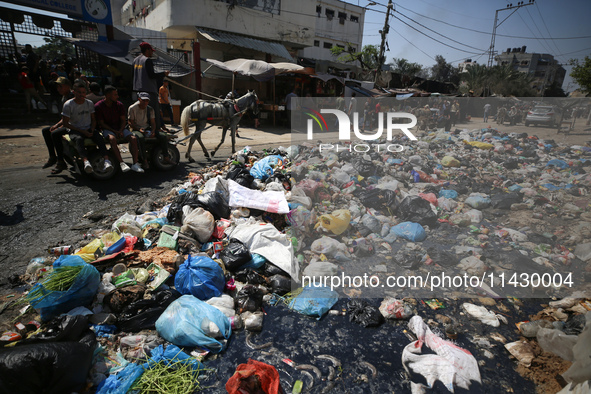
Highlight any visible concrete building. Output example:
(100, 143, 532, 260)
(300, 0, 365, 76)
(458, 59, 478, 73)
(495, 46, 566, 93)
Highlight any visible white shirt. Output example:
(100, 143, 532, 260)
(62, 98, 94, 130)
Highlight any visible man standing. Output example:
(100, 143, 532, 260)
(133, 42, 168, 133)
(24, 44, 40, 91)
(128, 92, 174, 168)
(95, 86, 143, 173)
(483, 103, 491, 123)
(62, 82, 113, 174)
(159, 80, 174, 128)
(42, 77, 74, 173)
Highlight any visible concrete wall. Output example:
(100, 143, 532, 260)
(301, 0, 365, 62)
(122, 0, 315, 47)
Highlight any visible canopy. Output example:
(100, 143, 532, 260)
(204, 58, 306, 82)
(67, 38, 193, 77)
(197, 28, 293, 61)
(311, 73, 345, 85)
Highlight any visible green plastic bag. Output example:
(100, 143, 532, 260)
(157, 225, 180, 250)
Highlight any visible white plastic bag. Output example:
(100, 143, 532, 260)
(181, 206, 214, 243)
(112, 213, 143, 238)
(462, 303, 500, 327)
(228, 179, 289, 214)
(379, 298, 412, 319)
(206, 294, 236, 318)
(402, 316, 481, 392)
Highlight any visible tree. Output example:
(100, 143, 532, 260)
(569, 55, 591, 94)
(430, 55, 459, 83)
(389, 57, 423, 87)
(331, 44, 379, 71)
(36, 36, 75, 61)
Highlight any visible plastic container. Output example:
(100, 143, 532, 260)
(48, 246, 72, 256)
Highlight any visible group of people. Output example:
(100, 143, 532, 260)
(41, 41, 175, 176)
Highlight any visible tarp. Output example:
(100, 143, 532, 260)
(197, 28, 293, 61)
(311, 73, 345, 85)
(67, 38, 193, 78)
(204, 58, 305, 82)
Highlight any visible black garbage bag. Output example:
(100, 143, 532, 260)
(234, 268, 267, 285)
(354, 158, 378, 177)
(117, 289, 181, 332)
(166, 192, 199, 224)
(226, 165, 254, 188)
(0, 331, 96, 394)
(396, 195, 438, 227)
(196, 191, 230, 220)
(267, 274, 292, 295)
(393, 249, 423, 269)
(563, 314, 586, 336)
(491, 192, 523, 210)
(357, 188, 397, 212)
(29, 315, 89, 343)
(236, 285, 264, 313)
(347, 300, 383, 327)
(220, 240, 252, 271)
(503, 158, 519, 170)
(261, 262, 290, 277)
(427, 248, 460, 267)
(267, 173, 292, 191)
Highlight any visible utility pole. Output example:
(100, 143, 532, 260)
(375, 0, 393, 84)
(487, 0, 535, 68)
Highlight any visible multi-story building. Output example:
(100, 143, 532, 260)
(458, 59, 478, 73)
(495, 46, 566, 94)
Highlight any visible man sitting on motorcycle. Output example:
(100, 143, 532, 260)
(128, 92, 174, 169)
(62, 82, 113, 174)
(95, 86, 143, 173)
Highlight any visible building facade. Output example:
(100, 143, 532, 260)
(495, 46, 566, 94)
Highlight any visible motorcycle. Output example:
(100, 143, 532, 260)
(61, 131, 180, 181)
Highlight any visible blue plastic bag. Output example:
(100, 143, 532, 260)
(465, 195, 491, 209)
(174, 255, 225, 300)
(155, 295, 231, 352)
(147, 344, 205, 370)
(28, 255, 100, 321)
(96, 362, 144, 394)
(250, 155, 283, 180)
(391, 222, 427, 242)
(438, 189, 458, 200)
(546, 159, 569, 169)
(289, 286, 338, 319)
(104, 237, 126, 255)
(240, 253, 268, 271)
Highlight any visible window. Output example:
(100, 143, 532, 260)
(324, 42, 333, 49)
(316, 5, 321, 16)
(314, 40, 320, 47)
(350, 15, 359, 22)
(325, 9, 334, 20)
(336, 44, 344, 49)
(338, 12, 346, 24)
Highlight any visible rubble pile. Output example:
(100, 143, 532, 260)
(0, 127, 590, 393)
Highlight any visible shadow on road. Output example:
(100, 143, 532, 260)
(0, 204, 24, 226)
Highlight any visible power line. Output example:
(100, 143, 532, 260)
(534, 2, 562, 57)
(390, 25, 435, 61)
(395, 3, 591, 40)
(396, 10, 484, 52)
(392, 15, 484, 55)
(523, 7, 556, 57)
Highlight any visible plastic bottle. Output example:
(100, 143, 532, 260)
(517, 320, 554, 338)
(48, 246, 72, 256)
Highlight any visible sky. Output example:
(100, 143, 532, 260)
(3, 0, 590, 92)
(359, 0, 591, 92)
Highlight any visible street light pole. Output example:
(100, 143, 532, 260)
(487, 0, 535, 68)
(375, 0, 393, 84)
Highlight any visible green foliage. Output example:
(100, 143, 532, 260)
(389, 57, 423, 87)
(331, 44, 379, 71)
(430, 55, 459, 84)
(569, 55, 591, 94)
(460, 64, 536, 96)
(36, 37, 75, 61)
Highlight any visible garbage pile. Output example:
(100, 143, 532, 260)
(0, 126, 591, 393)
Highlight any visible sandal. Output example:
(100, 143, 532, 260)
(51, 161, 67, 175)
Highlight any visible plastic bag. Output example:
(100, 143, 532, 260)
(236, 285, 264, 313)
(347, 299, 383, 327)
(242, 311, 264, 331)
(155, 295, 231, 352)
(206, 294, 235, 317)
(465, 195, 491, 209)
(379, 298, 413, 319)
(250, 155, 283, 180)
(396, 196, 437, 227)
(196, 191, 231, 220)
(439, 189, 458, 200)
(441, 155, 460, 167)
(391, 222, 427, 242)
(226, 165, 254, 188)
(96, 361, 144, 394)
(220, 240, 252, 271)
(491, 192, 523, 210)
(358, 188, 396, 212)
(289, 286, 338, 319)
(74, 238, 104, 262)
(112, 213, 142, 238)
(315, 209, 351, 235)
(226, 359, 283, 394)
(0, 332, 96, 394)
(402, 316, 481, 392)
(240, 253, 268, 271)
(105, 284, 145, 313)
(174, 255, 225, 300)
(28, 255, 100, 321)
(462, 303, 500, 327)
(181, 206, 214, 243)
(228, 179, 289, 214)
(117, 289, 181, 332)
(268, 274, 292, 295)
